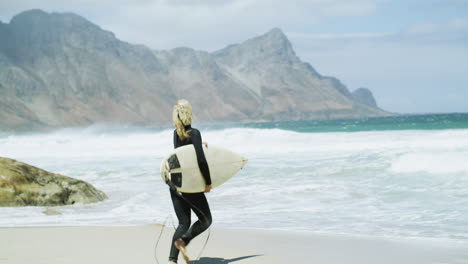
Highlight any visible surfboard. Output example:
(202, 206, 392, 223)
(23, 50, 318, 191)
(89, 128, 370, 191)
(160, 145, 248, 193)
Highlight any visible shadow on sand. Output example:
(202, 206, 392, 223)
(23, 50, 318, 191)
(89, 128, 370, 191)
(191, 255, 262, 264)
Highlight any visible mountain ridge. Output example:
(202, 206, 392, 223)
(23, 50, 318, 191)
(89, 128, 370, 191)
(0, 10, 391, 131)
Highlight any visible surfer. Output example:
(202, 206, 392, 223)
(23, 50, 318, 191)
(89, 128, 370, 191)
(168, 99, 212, 264)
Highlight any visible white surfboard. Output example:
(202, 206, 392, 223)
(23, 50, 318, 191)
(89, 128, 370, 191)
(160, 145, 248, 193)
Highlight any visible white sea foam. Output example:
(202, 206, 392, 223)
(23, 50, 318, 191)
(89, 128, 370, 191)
(1, 127, 468, 242)
(391, 152, 468, 173)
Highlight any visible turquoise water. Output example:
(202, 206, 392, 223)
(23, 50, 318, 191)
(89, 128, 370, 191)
(236, 113, 468, 133)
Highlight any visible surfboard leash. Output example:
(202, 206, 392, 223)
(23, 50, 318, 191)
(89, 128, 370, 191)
(154, 215, 172, 264)
(154, 182, 211, 264)
(172, 186, 212, 263)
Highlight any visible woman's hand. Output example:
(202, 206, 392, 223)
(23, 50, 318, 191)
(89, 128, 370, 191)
(204, 185, 212, 193)
(202, 141, 208, 148)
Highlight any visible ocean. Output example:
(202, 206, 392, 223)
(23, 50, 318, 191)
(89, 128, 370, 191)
(1, 113, 468, 244)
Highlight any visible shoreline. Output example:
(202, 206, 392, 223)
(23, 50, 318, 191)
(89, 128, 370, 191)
(2, 223, 467, 245)
(1, 225, 467, 264)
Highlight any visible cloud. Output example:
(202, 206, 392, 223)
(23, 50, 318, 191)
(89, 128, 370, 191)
(165, 0, 239, 7)
(405, 19, 468, 35)
(1, 0, 466, 113)
(108, 0, 384, 50)
(399, 18, 468, 45)
(289, 32, 392, 40)
(289, 20, 468, 113)
(0, 0, 383, 50)
(418, 0, 468, 13)
(290, 17, 468, 58)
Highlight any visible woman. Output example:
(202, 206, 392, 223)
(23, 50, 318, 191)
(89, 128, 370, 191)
(168, 99, 212, 264)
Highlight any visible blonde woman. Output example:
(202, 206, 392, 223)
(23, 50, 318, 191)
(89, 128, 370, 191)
(168, 99, 212, 264)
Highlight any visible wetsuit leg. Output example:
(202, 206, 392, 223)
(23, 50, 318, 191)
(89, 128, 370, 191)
(180, 192, 212, 245)
(168, 188, 191, 262)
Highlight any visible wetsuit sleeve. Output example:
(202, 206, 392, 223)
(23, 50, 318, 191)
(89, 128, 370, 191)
(191, 130, 212, 185)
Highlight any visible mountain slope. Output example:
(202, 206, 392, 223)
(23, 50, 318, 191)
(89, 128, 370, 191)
(0, 10, 389, 131)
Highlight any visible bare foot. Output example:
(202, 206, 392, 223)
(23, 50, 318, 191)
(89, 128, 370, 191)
(174, 239, 190, 263)
(168, 262, 177, 264)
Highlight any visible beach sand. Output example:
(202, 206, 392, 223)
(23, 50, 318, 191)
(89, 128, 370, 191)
(1, 225, 467, 264)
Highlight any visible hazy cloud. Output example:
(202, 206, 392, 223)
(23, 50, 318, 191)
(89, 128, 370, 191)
(0, 0, 383, 50)
(289, 19, 468, 113)
(1, 0, 467, 113)
(400, 19, 468, 45)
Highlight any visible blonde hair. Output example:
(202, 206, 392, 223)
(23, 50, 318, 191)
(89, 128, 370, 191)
(173, 99, 193, 140)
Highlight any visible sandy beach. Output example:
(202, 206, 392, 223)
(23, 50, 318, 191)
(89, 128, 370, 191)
(1, 225, 467, 264)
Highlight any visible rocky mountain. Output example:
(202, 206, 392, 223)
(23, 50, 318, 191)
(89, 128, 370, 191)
(0, 9, 390, 131)
(352, 88, 379, 109)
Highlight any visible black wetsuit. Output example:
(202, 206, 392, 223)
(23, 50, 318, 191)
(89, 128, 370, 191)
(168, 125, 213, 263)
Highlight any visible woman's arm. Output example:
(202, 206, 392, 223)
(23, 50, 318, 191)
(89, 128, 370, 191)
(191, 129, 212, 187)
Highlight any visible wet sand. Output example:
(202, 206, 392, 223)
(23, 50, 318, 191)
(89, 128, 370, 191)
(1, 225, 467, 264)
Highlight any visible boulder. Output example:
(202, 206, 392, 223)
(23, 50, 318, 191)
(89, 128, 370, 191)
(0, 157, 107, 206)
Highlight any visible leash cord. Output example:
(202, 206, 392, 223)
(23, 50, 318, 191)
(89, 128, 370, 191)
(154, 182, 211, 264)
(154, 215, 171, 264)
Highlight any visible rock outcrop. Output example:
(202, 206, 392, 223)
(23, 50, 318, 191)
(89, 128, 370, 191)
(0, 9, 390, 131)
(0, 157, 107, 206)
(352, 88, 379, 108)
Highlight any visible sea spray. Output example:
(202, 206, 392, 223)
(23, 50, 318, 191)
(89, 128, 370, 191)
(1, 115, 468, 243)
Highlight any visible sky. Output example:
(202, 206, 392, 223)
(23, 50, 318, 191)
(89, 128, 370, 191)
(1, 0, 467, 114)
